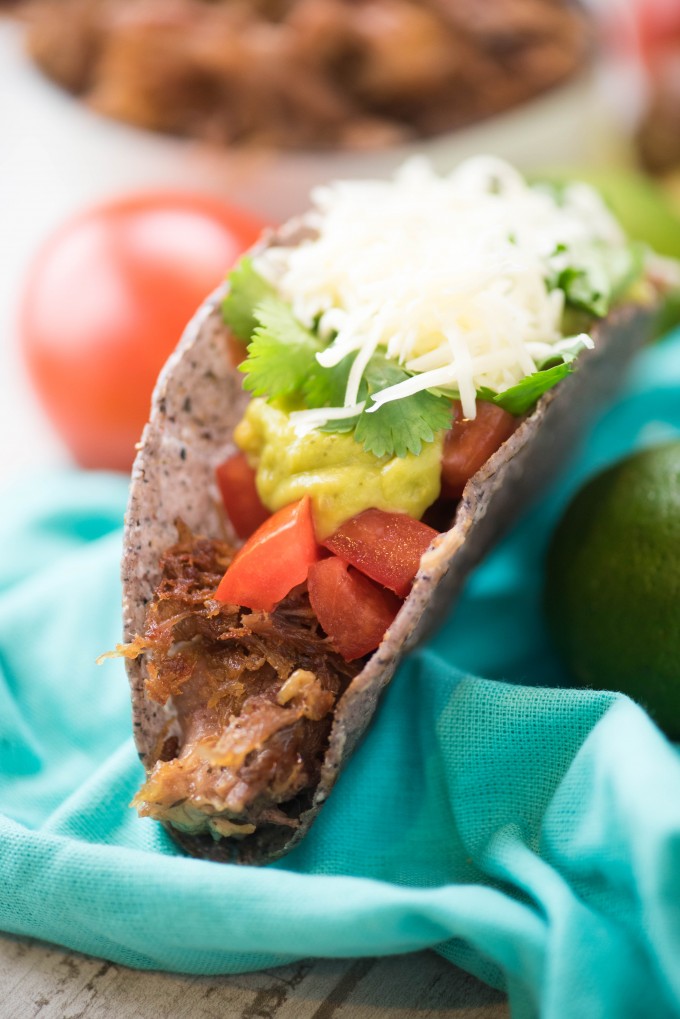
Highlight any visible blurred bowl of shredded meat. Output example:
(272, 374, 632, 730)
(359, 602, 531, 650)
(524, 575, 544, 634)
(15, 0, 600, 219)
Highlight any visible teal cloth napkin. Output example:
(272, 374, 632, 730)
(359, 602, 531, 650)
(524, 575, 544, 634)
(2, 332, 680, 1019)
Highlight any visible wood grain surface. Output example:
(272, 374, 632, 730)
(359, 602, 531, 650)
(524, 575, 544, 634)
(0, 934, 508, 1019)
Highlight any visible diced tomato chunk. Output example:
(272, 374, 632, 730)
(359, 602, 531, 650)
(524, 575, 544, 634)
(322, 508, 438, 598)
(308, 556, 401, 661)
(215, 496, 321, 612)
(215, 452, 270, 539)
(441, 400, 517, 499)
(226, 331, 248, 368)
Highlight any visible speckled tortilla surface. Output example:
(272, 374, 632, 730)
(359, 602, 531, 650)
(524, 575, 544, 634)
(122, 278, 653, 864)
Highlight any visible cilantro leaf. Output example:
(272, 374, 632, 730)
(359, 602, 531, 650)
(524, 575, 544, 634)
(480, 361, 573, 416)
(355, 393, 450, 458)
(556, 265, 609, 317)
(238, 295, 354, 408)
(324, 353, 452, 458)
(540, 335, 592, 369)
(360, 356, 452, 458)
(319, 413, 362, 435)
(477, 335, 592, 416)
(303, 352, 356, 409)
(239, 296, 322, 399)
(550, 241, 645, 319)
(221, 258, 276, 341)
(232, 283, 453, 458)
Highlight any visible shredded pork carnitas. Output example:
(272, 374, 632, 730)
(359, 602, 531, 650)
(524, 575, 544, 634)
(124, 522, 359, 840)
(21, 0, 590, 150)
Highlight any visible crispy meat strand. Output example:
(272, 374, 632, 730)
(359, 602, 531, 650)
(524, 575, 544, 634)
(129, 523, 359, 839)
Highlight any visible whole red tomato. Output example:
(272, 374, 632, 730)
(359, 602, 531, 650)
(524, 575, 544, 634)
(633, 0, 680, 60)
(20, 192, 266, 471)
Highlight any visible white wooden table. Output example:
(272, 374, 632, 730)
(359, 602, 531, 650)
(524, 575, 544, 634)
(0, 935, 508, 1018)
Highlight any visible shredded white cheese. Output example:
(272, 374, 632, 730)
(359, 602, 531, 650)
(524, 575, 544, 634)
(254, 156, 626, 420)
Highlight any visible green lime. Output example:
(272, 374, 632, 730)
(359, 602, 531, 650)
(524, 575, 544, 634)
(544, 443, 680, 738)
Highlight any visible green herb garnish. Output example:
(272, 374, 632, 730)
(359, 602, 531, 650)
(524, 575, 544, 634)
(477, 335, 592, 416)
(550, 241, 645, 319)
(239, 296, 322, 399)
(239, 295, 355, 410)
(223, 246, 612, 455)
(478, 362, 572, 416)
(225, 259, 453, 458)
(322, 354, 452, 459)
(222, 258, 276, 341)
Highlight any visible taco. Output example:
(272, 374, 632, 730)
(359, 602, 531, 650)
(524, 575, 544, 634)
(120, 157, 664, 864)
